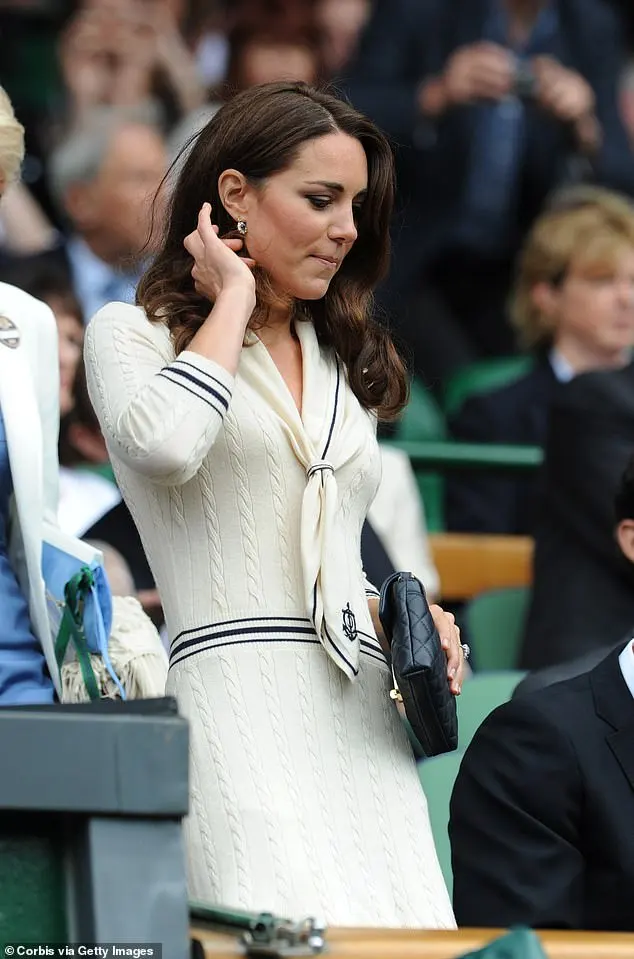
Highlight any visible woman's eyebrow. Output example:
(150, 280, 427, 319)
(304, 180, 368, 199)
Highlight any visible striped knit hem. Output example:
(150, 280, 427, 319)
(169, 615, 388, 670)
(158, 358, 231, 416)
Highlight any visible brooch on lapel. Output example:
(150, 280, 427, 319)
(0, 316, 20, 349)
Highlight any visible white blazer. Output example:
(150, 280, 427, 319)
(0, 282, 61, 695)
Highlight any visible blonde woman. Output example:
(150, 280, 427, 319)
(0, 87, 62, 703)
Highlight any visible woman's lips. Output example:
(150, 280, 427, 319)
(311, 255, 339, 269)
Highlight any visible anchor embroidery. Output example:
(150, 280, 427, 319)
(342, 603, 357, 642)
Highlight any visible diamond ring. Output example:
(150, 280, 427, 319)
(461, 643, 471, 661)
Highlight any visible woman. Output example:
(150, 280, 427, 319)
(0, 87, 61, 704)
(85, 81, 463, 927)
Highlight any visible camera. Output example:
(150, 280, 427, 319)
(513, 63, 538, 100)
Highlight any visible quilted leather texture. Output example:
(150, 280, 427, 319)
(379, 573, 458, 757)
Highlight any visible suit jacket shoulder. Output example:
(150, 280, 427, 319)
(552, 361, 634, 419)
(451, 647, 634, 930)
(449, 359, 555, 446)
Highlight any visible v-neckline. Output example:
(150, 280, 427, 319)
(251, 324, 306, 421)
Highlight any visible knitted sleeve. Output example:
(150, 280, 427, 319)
(84, 303, 234, 486)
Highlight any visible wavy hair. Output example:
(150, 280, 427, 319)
(137, 81, 407, 419)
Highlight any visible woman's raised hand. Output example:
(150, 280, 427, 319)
(184, 203, 257, 303)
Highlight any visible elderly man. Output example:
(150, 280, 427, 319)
(4, 107, 168, 323)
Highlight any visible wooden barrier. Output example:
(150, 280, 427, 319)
(430, 533, 534, 601)
(190, 925, 634, 959)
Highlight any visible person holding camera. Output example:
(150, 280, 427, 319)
(344, 0, 634, 385)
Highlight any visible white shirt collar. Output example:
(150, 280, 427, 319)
(548, 347, 576, 383)
(66, 235, 144, 324)
(618, 639, 634, 700)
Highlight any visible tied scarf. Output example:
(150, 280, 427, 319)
(239, 322, 377, 680)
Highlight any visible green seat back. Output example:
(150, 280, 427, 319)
(457, 670, 526, 751)
(465, 586, 531, 671)
(399, 379, 447, 443)
(417, 751, 464, 897)
(444, 356, 535, 419)
(394, 379, 447, 532)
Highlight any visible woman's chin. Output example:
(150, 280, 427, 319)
(288, 278, 333, 301)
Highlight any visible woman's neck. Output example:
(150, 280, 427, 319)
(256, 306, 296, 348)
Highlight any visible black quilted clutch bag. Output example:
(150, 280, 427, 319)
(378, 572, 458, 757)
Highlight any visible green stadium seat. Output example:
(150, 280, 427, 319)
(443, 356, 535, 419)
(464, 585, 531, 670)
(394, 378, 447, 531)
(457, 670, 526, 751)
(417, 750, 464, 896)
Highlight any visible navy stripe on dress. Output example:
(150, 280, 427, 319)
(169, 615, 388, 670)
(157, 372, 225, 416)
(171, 358, 232, 399)
(159, 363, 230, 413)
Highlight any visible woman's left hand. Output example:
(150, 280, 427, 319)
(430, 604, 466, 696)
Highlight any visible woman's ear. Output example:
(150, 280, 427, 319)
(218, 169, 250, 222)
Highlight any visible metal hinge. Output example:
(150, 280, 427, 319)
(241, 915, 326, 957)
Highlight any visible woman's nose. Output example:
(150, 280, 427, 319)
(329, 207, 358, 244)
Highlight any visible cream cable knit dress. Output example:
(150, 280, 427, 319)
(85, 302, 455, 929)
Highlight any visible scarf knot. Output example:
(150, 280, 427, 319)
(306, 459, 334, 480)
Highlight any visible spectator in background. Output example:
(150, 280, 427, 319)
(0, 260, 86, 417)
(57, 358, 122, 538)
(315, 0, 371, 79)
(446, 186, 634, 535)
(344, 0, 634, 387)
(224, 20, 321, 90)
(368, 445, 440, 601)
(14, 107, 169, 322)
(521, 356, 634, 670)
(58, 0, 208, 127)
(0, 84, 62, 704)
(450, 460, 634, 930)
(57, 357, 160, 620)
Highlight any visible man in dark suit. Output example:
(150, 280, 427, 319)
(521, 365, 634, 669)
(450, 640, 634, 930)
(343, 0, 634, 381)
(446, 186, 634, 535)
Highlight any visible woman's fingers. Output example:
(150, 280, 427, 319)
(430, 604, 463, 695)
(183, 229, 204, 258)
(197, 202, 219, 246)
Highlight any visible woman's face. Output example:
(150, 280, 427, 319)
(235, 132, 368, 302)
(54, 307, 84, 416)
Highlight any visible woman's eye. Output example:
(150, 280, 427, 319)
(307, 196, 331, 209)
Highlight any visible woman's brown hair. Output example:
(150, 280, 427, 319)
(137, 81, 407, 419)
